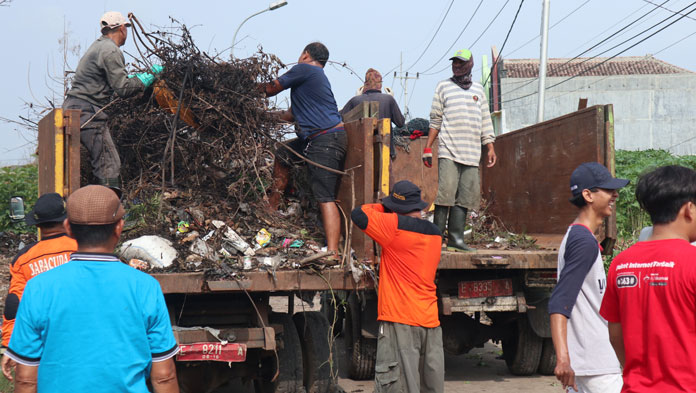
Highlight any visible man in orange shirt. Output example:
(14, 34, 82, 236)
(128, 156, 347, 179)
(351, 180, 444, 393)
(1, 193, 77, 381)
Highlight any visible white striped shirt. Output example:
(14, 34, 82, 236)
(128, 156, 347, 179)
(429, 80, 495, 166)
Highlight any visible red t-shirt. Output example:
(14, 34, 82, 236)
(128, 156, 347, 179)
(600, 239, 696, 392)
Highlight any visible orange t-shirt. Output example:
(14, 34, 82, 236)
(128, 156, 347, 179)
(351, 204, 442, 328)
(2, 233, 77, 346)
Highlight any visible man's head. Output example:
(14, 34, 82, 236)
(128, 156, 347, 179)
(299, 42, 329, 67)
(363, 68, 382, 92)
(450, 49, 474, 77)
(381, 180, 428, 217)
(65, 185, 126, 250)
(636, 166, 696, 230)
(569, 162, 629, 216)
(25, 193, 67, 232)
(100, 11, 131, 46)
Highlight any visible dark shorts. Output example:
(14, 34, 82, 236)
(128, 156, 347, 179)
(278, 130, 347, 203)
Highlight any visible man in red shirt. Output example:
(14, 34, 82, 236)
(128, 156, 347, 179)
(600, 165, 696, 392)
(1, 193, 77, 380)
(351, 180, 443, 393)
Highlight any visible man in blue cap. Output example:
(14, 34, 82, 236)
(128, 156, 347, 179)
(548, 162, 628, 393)
(423, 49, 496, 252)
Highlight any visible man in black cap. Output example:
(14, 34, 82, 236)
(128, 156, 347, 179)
(1, 193, 77, 380)
(548, 162, 628, 393)
(351, 180, 444, 393)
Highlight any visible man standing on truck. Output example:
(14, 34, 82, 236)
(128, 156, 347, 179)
(0, 193, 77, 381)
(63, 11, 163, 194)
(549, 162, 628, 393)
(264, 42, 346, 257)
(601, 165, 696, 391)
(351, 180, 444, 393)
(6, 185, 179, 392)
(423, 48, 496, 252)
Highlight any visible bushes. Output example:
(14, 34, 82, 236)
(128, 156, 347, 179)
(0, 165, 38, 233)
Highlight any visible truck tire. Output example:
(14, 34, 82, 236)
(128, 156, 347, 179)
(255, 312, 305, 393)
(294, 311, 339, 393)
(320, 291, 344, 337)
(343, 304, 376, 380)
(502, 316, 543, 376)
(537, 338, 557, 375)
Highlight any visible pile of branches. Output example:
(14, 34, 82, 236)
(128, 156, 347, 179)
(106, 19, 288, 206)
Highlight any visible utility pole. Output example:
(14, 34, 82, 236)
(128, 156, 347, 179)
(394, 52, 419, 118)
(537, 0, 550, 123)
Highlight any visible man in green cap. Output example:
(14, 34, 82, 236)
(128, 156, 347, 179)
(423, 49, 496, 251)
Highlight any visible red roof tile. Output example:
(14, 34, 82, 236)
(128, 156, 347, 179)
(502, 56, 693, 78)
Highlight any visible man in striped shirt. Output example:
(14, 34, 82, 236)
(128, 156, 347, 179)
(423, 49, 496, 251)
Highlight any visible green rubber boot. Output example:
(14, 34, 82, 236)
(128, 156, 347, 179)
(433, 205, 449, 238)
(97, 177, 123, 199)
(447, 206, 474, 252)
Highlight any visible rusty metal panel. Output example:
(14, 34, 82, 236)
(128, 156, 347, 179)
(389, 137, 439, 208)
(481, 106, 608, 236)
(154, 272, 206, 293)
(206, 269, 373, 292)
(38, 109, 58, 196)
(449, 295, 519, 313)
(437, 250, 558, 270)
(338, 119, 377, 262)
(174, 327, 270, 349)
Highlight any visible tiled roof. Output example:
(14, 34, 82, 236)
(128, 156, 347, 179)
(502, 56, 693, 78)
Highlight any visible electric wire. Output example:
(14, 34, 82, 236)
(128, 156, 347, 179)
(405, 0, 456, 72)
(642, 0, 696, 20)
(482, 0, 526, 88)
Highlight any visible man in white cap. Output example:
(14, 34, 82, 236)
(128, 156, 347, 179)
(423, 49, 496, 252)
(63, 12, 163, 194)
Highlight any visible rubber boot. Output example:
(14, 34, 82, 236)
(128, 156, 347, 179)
(433, 205, 449, 238)
(98, 177, 123, 199)
(268, 160, 290, 211)
(447, 206, 474, 252)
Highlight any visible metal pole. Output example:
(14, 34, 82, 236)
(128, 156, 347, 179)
(536, 0, 550, 123)
(231, 8, 269, 58)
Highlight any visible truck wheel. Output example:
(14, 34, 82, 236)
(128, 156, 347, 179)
(343, 304, 376, 380)
(320, 291, 344, 337)
(537, 338, 556, 375)
(294, 311, 339, 393)
(255, 312, 305, 393)
(502, 316, 543, 376)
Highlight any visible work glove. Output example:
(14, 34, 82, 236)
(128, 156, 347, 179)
(132, 64, 165, 88)
(422, 147, 432, 168)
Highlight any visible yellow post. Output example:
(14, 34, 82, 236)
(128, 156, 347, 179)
(380, 118, 391, 197)
(53, 109, 65, 196)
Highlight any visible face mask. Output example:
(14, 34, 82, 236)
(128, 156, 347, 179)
(451, 58, 474, 90)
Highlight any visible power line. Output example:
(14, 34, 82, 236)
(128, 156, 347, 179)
(642, 0, 696, 21)
(418, 0, 487, 75)
(501, 2, 696, 105)
(482, 0, 526, 88)
(502, 0, 680, 98)
(654, 29, 696, 54)
(405, 0, 456, 72)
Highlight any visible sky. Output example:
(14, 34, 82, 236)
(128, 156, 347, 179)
(1, 0, 695, 166)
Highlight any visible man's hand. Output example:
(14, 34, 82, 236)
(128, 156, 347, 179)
(422, 148, 433, 168)
(554, 356, 577, 392)
(486, 144, 497, 167)
(1, 354, 15, 381)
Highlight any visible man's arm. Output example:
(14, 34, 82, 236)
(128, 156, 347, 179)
(13, 364, 37, 393)
(263, 80, 285, 97)
(103, 49, 145, 98)
(550, 313, 577, 392)
(389, 96, 405, 128)
(350, 204, 397, 246)
(150, 358, 179, 393)
(608, 322, 625, 368)
(485, 142, 496, 167)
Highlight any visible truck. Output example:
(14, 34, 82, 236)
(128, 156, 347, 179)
(32, 102, 618, 391)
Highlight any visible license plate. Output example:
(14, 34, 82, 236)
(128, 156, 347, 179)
(176, 342, 247, 362)
(458, 279, 513, 299)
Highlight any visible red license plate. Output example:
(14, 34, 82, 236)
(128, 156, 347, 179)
(177, 342, 247, 362)
(458, 279, 513, 299)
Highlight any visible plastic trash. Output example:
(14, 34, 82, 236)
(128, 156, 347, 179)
(255, 228, 271, 248)
(223, 226, 255, 256)
(290, 240, 304, 248)
(282, 238, 293, 248)
(128, 258, 150, 271)
(177, 221, 190, 233)
(121, 236, 177, 268)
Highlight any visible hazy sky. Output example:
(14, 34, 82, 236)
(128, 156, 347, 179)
(1, 0, 694, 165)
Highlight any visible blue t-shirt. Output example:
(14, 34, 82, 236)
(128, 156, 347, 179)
(7, 252, 178, 392)
(277, 63, 341, 139)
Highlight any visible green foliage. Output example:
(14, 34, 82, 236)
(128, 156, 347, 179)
(0, 165, 38, 233)
(615, 149, 696, 242)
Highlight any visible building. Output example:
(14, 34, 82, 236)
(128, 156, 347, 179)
(495, 56, 696, 155)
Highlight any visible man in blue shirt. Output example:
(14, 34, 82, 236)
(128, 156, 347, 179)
(7, 185, 179, 393)
(264, 42, 346, 257)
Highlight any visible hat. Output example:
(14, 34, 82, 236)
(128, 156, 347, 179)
(449, 49, 472, 62)
(99, 11, 131, 30)
(363, 68, 382, 92)
(570, 162, 629, 197)
(381, 181, 428, 214)
(67, 185, 126, 225)
(25, 193, 67, 226)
